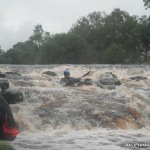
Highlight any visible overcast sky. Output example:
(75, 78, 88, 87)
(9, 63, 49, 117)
(0, 0, 149, 50)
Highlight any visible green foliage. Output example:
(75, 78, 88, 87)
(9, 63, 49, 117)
(103, 43, 127, 64)
(29, 24, 44, 48)
(0, 8, 149, 64)
(0, 46, 4, 63)
(137, 16, 150, 63)
(39, 33, 91, 64)
(143, 0, 150, 9)
(0, 46, 4, 56)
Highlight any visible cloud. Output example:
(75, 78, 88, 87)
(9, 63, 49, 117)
(0, 19, 34, 50)
(0, 0, 148, 50)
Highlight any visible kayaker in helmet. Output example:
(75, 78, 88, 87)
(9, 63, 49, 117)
(60, 69, 81, 86)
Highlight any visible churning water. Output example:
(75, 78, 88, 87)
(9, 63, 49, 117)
(0, 64, 150, 150)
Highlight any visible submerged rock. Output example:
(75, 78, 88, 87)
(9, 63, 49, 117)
(2, 90, 24, 104)
(108, 105, 144, 129)
(97, 72, 121, 89)
(100, 78, 121, 86)
(130, 76, 148, 81)
(96, 82, 116, 90)
(0, 79, 24, 104)
(110, 116, 143, 129)
(0, 79, 9, 90)
(6, 71, 21, 76)
(0, 73, 6, 78)
(127, 106, 141, 119)
(42, 71, 57, 76)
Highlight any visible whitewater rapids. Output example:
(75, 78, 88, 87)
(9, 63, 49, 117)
(0, 64, 150, 150)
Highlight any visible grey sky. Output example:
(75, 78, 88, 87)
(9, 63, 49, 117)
(0, 0, 149, 50)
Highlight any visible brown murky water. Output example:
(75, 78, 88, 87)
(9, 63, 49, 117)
(0, 64, 150, 150)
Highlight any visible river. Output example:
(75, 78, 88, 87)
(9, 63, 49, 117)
(0, 64, 150, 150)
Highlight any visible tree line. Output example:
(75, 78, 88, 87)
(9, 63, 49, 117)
(0, 5, 150, 64)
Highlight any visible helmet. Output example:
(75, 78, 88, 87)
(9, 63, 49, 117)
(64, 70, 70, 76)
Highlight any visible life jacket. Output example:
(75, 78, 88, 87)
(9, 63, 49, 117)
(0, 95, 19, 141)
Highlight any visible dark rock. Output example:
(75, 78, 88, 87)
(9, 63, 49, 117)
(42, 71, 57, 76)
(103, 85, 116, 90)
(96, 82, 104, 88)
(0, 73, 6, 78)
(99, 72, 121, 86)
(6, 71, 21, 76)
(130, 76, 148, 81)
(0, 80, 9, 90)
(100, 78, 120, 85)
(2, 90, 24, 104)
(100, 78, 121, 85)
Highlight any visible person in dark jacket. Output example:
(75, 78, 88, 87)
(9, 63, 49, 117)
(0, 94, 19, 149)
(0, 81, 19, 149)
(60, 70, 81, 86)
(0, 95, 19, 141)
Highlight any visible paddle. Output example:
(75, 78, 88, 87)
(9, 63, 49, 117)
(80, 69, 91, 79)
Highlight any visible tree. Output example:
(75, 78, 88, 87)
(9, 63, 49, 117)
(103, 43, 127, 64)
(0, 8, 149, 64)
(0, 46, 4, 56)
(103, 9, 139, 62)
(70, 11, 106, 42)
(59, 32, 90, 64)
(143, 0, 150, 9)
(0, 48, 22, 64)
(29, 24, 46, 48)
(137, 16, 150, 63)
(38, 36, 63, 64)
